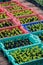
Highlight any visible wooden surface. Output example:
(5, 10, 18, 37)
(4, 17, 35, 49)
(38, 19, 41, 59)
(0, 0, 43, 65)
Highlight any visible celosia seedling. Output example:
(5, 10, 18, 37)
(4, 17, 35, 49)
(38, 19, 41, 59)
(27, 22, 43, 32)
(4, 38, 32, 50)
(0, 27, 22, 38)
(0, 13, 8, 19)
(10, 46, 43, 64)
(18, 16, 38, 24)
(12, 10, 32, 16)
(1, 2, 23, 10)
(0, 20, 14, 28)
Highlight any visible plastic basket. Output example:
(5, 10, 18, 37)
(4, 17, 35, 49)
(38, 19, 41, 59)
(0, 33, 41, 51)
(17, 14, 43, 25)
(4, 43, 43, 65)
(22, 20, 43, 32)
(0, 25, 28, 39)
(0, 0, 28, 9)
(31, 30, 43, 44)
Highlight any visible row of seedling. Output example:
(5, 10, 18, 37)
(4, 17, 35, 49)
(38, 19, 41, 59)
(22, 21, 43, 32)
(0, 26, 27, 39)
(17, 14, 43, 25)
(18, 15, 38, 24)
(10, 10, 33, 17)
(0, 1, 23, 8)
(0, 1, 29, 11)
(4, 44, 43, 65)
(0, 19, 16, 28)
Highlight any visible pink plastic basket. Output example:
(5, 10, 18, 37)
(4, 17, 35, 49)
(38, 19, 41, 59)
(0, 1, 28, 9)
(0, 25, 28, 39)
(16, 14, 43, 24)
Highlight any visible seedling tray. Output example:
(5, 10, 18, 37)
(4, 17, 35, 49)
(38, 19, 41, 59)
(0, 1, 28, 10)
(22, 20, 43, 32)
(0, 12, 11, 20)
(0, 33, 41, 51)
(4, 44, 43, 65)
(0, 25, 28, 39)
(17, 14, 43, 24)
(31, 30, 43, 44)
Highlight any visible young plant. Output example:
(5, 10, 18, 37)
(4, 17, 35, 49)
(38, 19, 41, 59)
(1, 2, 23, 10)
(0, 20, 13, 28)
(1, 2, 16, 6)
(0, 27, 22, 38)
(12, 10, 32, 16)
(18, 16, 38, 24)
(0, 13, 8, 19)
(7, 6, 23, 11)
(4, 38, 32, 50)
(10, 46, 43, 64)
(27, 23, 43, 32)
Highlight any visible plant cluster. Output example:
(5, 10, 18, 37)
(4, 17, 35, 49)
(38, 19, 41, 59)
(12, 10, 32, 16)
(1, 2, 18, 6)
(19, 16, 38, 24)
(7, 6, 23, 11)
(0, 20, 13, 28)
(27, 23, 43, 32)
(0, 27, 22, 38)
(0, 13, 8, 19)
(10, 46, 43, 64)
(1, 2, 23, 10)
(4, 39, 32, 50)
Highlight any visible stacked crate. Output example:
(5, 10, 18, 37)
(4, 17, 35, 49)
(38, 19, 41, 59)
(0, 0, 43, 65)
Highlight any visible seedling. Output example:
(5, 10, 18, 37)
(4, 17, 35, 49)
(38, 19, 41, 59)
(27, 22, 43, 32)
(18, 16, 38, 24)
(7, 6, 23, 11)
(0, 27, 22, 38)
(10, 46, 43, 64)
(12, 10, 32, 16)
(4, 38, 32, 50)
(0, 13, 8, 19)
(0, 20, 13, 28)
(1, 2, 23, 10)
